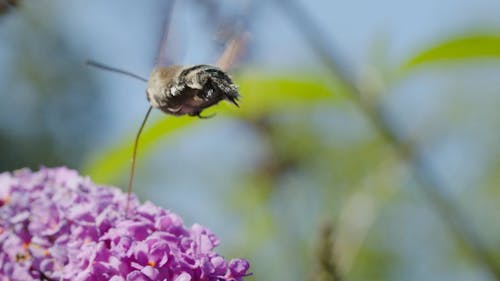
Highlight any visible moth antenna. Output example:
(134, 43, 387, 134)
(125, 105, 154, 217)
(85, 59, 148, 82)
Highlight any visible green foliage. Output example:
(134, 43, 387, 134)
(88, 30, 500, 185)
(84, 116, 195, 184)
(232, 74, 338, 117)
(400, 34, 500, 72)
(83, 74, 339, 184)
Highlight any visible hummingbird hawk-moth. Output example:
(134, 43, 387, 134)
(146, 64, 240, 118)
(85, 3, 246, 216)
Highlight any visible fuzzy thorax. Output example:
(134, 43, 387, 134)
(146, 65, 239, 117)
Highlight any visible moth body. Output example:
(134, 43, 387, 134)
(146, 64, 239, 117)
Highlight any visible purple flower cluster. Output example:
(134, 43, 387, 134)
(0, 167, 250, 281)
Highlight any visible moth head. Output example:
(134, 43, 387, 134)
(146, 64, 239, 117)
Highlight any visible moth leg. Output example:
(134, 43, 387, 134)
(195, 112, 216, 119)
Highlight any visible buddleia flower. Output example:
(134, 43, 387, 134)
(0, 167, 250, 281)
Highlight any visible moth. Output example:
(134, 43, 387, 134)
(147, 64, 240, 118)
(86, 2, 246, 216)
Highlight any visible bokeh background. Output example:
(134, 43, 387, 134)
(1, 0, 500, 280)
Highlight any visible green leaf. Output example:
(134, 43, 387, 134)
(400, 34, 500, 72)
(210, 73, 341, 117)
(84, 116, 196, 184)
(83, 73, 340, 184)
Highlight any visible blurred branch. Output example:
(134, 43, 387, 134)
(0, 0, 19, 15)
(274, 0, 500, 279)
(310, 222, 343, 281)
